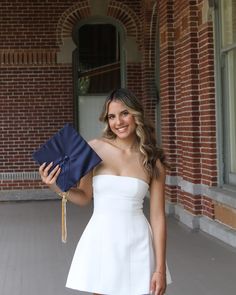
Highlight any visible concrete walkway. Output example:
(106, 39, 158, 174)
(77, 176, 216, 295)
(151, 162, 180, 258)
(0, 199, 235, 295)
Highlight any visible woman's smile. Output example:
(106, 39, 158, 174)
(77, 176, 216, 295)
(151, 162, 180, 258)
(107, 100, 136, 139)
(116, 125, 129, 133)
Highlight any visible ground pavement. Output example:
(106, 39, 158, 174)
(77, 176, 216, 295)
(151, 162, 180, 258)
(0, 199, 235, 295)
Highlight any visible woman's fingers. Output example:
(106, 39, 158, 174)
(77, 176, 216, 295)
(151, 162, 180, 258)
(49, 166, 61, 184)
(39, 162, 53, 179)
(150, 274, 166, 295)
(155, 282, 166, 295)
(43, 161, 53, 176)
(150, 278, 156, 294)
(153, 286, 165, 295)
(38, 162, 61, 185)
(155, 286, 161, 295)
(157, 286, 166, 295)
(48, 164, 59, 177)
(39, 162, 47, 175)
(46, 164, 60, 183)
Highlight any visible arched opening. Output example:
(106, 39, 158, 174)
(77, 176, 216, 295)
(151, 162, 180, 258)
(72, 17, 126, 140)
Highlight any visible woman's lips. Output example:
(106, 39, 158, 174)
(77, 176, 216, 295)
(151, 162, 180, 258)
(116, 126, 128, 133)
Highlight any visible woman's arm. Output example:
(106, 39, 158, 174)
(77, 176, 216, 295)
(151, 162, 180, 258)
(149, 159, 167, 295)
(39, 162, 93, 206)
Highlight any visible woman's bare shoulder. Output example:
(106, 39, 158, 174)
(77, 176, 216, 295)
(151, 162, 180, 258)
(88, 138, 109, 151)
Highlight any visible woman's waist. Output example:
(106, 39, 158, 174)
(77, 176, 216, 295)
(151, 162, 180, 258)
(93, 194, 144, 214)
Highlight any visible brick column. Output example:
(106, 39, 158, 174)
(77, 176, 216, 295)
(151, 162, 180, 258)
(158, 0, 177, 203)
(174, 1, 202, 215)
(198, 6, 217, 219)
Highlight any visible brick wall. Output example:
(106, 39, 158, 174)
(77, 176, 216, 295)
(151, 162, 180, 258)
(158, 0, 218, 219)
(0, 0, 157, 191)
(0, 0, 219, 222)
(0, 0, 88, 49)
(0, 65, 73, 189)
(140, 1, 158, 122)
(158, 0, 177, 203)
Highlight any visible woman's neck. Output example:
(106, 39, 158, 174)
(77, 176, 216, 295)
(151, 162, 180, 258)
(113, 136, 138, 152)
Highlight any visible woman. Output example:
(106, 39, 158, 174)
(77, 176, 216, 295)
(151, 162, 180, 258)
(39, 88, 171, 295)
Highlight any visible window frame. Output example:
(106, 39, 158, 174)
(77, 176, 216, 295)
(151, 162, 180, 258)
(214, 0, 236, 187)
(72, 16, 126, 130)
(72, 16, 126, 90)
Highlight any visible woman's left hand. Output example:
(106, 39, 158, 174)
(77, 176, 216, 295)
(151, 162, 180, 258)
(150, 271, 166, 295)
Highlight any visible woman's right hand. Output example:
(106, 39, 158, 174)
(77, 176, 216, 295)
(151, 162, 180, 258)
(39, 162, 61, 189)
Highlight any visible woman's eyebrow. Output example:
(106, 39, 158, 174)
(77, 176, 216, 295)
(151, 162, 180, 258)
(108, 109, 127, 116)
(107, 109, 128, 116)
(120, 109, 128, 112)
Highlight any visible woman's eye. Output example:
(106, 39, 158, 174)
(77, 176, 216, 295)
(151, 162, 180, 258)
(122, 111, 129, 116)
(108, 115, 114, 120)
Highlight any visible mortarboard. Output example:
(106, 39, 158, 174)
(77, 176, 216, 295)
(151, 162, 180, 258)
(33, 123, 102, 192)
(32, 123, 102, 242)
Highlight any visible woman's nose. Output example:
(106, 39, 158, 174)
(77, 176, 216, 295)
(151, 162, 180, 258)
(115, 116, 122, 126)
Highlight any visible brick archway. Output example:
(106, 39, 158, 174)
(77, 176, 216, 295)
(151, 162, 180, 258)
(56, 0, 141, 47)
(107, 0, 142, 46)
(56, 1, 91, 47)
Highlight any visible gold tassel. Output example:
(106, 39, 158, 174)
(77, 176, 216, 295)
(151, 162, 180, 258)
(58, 191, 69, 243)
(61, 194, 67, 243)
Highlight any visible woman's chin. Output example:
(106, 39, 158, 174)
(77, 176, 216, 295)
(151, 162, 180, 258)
(115, 131, 135, 139)
(115, 133, 128, 139)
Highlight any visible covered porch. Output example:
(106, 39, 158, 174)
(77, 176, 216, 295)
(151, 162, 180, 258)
(0, 198, 235, 295)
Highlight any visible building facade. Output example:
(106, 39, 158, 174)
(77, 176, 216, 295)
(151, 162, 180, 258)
(0, 0, 236, 247)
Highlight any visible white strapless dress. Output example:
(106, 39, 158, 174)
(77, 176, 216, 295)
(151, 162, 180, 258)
(66, 175, 172, 295)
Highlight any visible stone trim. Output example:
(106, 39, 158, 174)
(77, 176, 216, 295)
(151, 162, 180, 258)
(200, 216, 236, 248)
(166, 175, 179, 186)
(166, 202, 236, 248)
(166, 175, 236, 208)
(0, 172, 40, 181)
(174, 204, 201, 229)
(2, 173, 235, 209)
(166, 175, 208, 195)
(206, 186, 236, 209)
(0, 189, 57, 201)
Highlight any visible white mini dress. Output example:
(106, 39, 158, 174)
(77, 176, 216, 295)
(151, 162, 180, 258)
(66, 174, 172, 295)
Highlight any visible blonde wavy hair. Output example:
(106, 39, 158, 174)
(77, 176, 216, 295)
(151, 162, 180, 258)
(99, 88, 168, 178)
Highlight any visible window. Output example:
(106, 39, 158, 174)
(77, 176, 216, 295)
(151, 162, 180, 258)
(72, 18, 125, 132)
(219, 0, 236, 185)
(76, 24, 121, 94)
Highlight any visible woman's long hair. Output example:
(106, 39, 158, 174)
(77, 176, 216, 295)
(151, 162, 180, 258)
(99, 88, 168, 178)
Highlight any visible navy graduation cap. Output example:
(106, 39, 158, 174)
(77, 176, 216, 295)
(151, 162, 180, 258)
(33, 123, 102, 192)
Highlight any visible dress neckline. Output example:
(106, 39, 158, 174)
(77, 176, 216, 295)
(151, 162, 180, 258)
(93, 174, 149, 186)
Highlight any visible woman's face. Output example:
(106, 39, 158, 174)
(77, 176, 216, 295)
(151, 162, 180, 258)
(107, 100, 136, 139)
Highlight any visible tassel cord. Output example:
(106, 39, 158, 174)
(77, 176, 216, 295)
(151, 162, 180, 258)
(57, 191, 69, 243)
